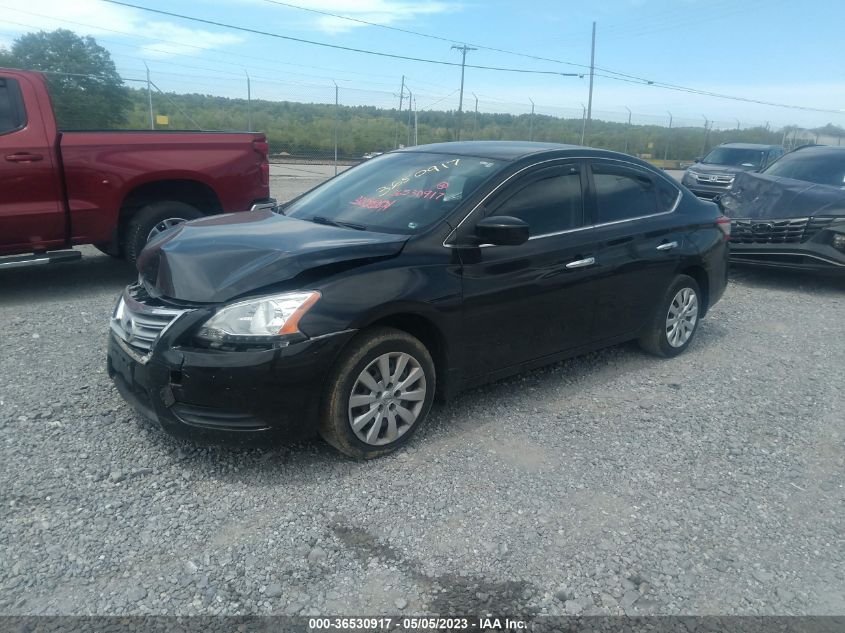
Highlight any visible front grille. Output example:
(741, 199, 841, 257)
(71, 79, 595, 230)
(803, 216, 839, 242)
(730, 218, 808, 244)
(111, 286, 185, 354)
(695, 173, 734, 186)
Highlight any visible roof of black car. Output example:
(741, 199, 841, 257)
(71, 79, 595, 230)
(719, 142, 781, 149)
(397, 141, 586, 161)
(790, 144, 845, 154)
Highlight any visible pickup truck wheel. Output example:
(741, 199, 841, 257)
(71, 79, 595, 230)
(318, 327, 435, 460)
(125, 201, 203, 264)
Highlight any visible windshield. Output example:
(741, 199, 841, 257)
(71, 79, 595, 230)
(701, 147, 766, 168)
(284, 152, 504, 234)
(762, 151, 845, 187)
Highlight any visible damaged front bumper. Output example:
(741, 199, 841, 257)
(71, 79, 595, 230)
(106, 286, 355, 445)
(729, 216, 845, 273)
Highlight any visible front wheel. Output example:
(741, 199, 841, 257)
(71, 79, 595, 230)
(319, 327, 435, 459)
(639, 274, 702, 358)
(125, 201, 203, 264)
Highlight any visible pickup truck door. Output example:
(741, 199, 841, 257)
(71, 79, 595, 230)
(0, 73, 65, 254)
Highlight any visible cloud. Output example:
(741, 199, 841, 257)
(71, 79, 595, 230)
(2, 0, 243, 58)
(273, 0, 453, 34)
(138, 21, 243, 58)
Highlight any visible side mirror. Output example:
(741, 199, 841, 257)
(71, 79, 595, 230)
(694, 157, 702, 163)
(475, 216, 529, 246)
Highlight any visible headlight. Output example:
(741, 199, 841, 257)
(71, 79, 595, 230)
(196, 291, 320, 343)
(113, 296, 125, 320)
(832, 232, 845, 252)
(684, 170, 699, 183)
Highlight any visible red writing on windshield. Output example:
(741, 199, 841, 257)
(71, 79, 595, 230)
(350, 196, 396, 211)
(390, 189, 445, 200)
(377, 159, 461, 196)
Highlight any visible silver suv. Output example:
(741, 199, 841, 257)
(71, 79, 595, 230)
(682, 143, 784, 199)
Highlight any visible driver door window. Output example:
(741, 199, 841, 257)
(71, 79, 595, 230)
(488, 164, 585, 237)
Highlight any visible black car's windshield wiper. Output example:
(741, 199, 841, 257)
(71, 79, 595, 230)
(310, 215, 368, 231)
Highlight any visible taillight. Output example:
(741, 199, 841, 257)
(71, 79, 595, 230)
(252, 140, 269, 157)
(716, 215, 732, 241)
(253, 139, 269, 187)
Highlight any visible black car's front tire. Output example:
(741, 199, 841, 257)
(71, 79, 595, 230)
(319, 327, 435, 459)
(639, 274, 702, 358)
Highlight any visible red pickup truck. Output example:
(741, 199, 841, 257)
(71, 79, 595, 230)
(0, 68, 275, 268)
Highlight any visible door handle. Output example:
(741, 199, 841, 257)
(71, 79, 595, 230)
(656, 241, 678, 251)
(565, 256, 596, 269)
(5, 153, 44, 162)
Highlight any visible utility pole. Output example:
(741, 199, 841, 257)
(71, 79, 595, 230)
(735, 118, 741, 131)
(394, 75, 405, 149)
(580, 103, 586, 145)
(144, 61, 154, 130)
(624, 106, 632, 154)
(333, 80, 339, 175)
(245, 70, 252, 132)
(413, 97, 418, 146)
(528, 98, 535, 141)
(451, 44, 476, 141)
(586, 21, 596, 141)
(701, 115, 711, 158)
(472, 93, 479, 140)
(406, 87, 413, 147)
(664, 111, 673, 162)
(413, 97, 418, 145)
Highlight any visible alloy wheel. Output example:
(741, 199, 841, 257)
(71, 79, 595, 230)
(347, 352, 427, 446)
(665, 287, 699, 347)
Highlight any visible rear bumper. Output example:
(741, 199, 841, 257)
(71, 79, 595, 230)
(250, 198, 278, 213)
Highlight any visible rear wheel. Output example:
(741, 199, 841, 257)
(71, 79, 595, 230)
(125, 200, 203, 264)
(639, 274, 702, 357)
(319, 327, 435, 459)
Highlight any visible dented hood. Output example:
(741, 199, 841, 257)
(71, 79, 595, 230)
(137, 209, 408, 303)
(720, 171, 845, 219)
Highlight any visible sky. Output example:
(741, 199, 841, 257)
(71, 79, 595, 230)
(1, 0, 844, 130)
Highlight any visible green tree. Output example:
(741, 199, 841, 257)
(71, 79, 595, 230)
(0, 47, 14, 67)
(3, 29, 130, 128)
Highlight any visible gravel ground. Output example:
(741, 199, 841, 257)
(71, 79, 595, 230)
(0, 169, 843, 617)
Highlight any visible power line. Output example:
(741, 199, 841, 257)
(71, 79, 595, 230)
(261, 0, 592, 72)
(591, 74, 844, 115)
(256, 0, 836, 116)
(99, 0, 582, 77)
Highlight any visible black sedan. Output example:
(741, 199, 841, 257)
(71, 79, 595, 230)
(107, 142, 730, 459)
(719, 145, 845, 273)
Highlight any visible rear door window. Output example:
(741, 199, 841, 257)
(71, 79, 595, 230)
(591, 163, 660, 223)
(0, 77, 27, 134)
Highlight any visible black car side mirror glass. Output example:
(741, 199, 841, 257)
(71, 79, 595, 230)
(475, 216, 530, 246)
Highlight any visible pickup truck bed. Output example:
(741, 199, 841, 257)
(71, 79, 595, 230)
(0, 68, 273, 264)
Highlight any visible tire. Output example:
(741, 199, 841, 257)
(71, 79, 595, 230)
(125, 201, 203, 264)
(318, 327, 436, 459)
(638, 274, 702, 358)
